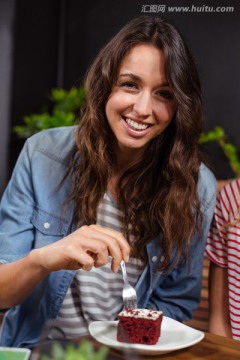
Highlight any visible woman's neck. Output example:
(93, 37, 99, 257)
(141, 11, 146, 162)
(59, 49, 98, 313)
(107, 174, 119, 200)
(108, 145, 146, 199)
(115, 147, 145, 170)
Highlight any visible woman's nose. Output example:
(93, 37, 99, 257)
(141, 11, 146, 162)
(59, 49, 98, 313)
(133, 91, 152, 118)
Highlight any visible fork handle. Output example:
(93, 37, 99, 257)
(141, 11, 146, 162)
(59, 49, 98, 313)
(120, 261, 128, 283)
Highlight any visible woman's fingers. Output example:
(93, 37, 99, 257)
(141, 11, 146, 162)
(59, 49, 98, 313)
(73, 251, 95, 271)
(34, 225, 130, 273)
(79, 225, 130, 272)
(89, 225, 130, 261)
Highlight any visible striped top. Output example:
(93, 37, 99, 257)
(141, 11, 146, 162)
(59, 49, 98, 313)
(205, 178, 240, 340)
(49, 192, 143, 340)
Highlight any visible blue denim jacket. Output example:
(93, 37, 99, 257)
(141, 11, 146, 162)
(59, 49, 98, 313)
(0, 127, 217, 348)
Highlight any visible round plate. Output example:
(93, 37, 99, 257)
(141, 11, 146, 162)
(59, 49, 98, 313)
(89, 316, 204, 355)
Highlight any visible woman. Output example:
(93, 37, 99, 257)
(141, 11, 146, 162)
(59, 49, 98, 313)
(206, 179, 240, 340)
(0, 15, 217, 348)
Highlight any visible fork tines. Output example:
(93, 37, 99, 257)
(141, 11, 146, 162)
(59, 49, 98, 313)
(120, 261, 138, 310)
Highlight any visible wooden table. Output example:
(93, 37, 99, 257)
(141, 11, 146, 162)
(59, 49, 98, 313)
(105, 332, 240, 360)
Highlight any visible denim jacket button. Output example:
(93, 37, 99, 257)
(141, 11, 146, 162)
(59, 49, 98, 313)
(152, 256, 157, 262)
(43, 222, 50, 229)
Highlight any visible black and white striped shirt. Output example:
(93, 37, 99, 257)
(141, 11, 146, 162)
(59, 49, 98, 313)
(50, 192, 143, 339)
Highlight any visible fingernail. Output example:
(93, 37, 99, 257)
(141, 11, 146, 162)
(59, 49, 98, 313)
(124, 255, 129, 262)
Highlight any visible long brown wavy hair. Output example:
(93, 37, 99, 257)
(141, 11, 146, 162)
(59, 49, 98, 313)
(68, 15, 204, 271)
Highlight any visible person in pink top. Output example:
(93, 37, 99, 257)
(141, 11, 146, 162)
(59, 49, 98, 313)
(206, 178, 240, 340)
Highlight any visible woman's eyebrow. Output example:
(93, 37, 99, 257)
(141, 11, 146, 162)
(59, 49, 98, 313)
(119, 72, 141, 81)
(118, 72, 169, 87)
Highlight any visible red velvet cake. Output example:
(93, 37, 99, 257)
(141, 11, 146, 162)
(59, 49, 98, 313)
(117, 309, 163, 345)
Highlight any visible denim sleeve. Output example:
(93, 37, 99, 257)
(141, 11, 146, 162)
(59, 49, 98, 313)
(0, 139, 35, 262)
(147, 165, 217, 321)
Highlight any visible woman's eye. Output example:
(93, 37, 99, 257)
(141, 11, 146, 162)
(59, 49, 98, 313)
(121, 81, 138, 89)
(157, 90, 174, 100)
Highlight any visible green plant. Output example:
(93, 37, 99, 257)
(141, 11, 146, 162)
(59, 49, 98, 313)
(39, 339, 108, 360)
(199, 126, 240, 177)
(13, 87, 86, 138)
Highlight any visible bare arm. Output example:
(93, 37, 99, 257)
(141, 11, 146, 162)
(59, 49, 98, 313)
(208, 261, 232, 338)
(0, 254, 48, 309)
(0, 225, 130, 309)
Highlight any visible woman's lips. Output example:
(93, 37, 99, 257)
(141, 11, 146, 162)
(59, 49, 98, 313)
(122, 117, 152, 136)
(125, 118, 149, 131)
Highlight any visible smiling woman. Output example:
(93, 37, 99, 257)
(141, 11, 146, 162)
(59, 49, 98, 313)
(0, 15, 217, 348)
(105, 44, 176, 164)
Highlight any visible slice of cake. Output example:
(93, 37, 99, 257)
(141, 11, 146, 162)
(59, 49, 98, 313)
(117, 309, 163, 345)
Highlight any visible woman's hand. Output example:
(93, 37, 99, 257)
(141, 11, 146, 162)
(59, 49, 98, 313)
(0, 225, 130, 308)
(31, 224, 130, 273)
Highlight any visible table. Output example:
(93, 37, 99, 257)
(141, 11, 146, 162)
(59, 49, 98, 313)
(104, 332, 240, 360)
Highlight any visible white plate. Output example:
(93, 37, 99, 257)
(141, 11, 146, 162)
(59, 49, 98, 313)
(89, 316, 204, 355)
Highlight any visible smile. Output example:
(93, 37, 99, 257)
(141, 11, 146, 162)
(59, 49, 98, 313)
(125, 118, 150, 131)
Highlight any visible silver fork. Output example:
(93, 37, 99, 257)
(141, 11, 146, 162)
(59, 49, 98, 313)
(120, 261, 138, 310)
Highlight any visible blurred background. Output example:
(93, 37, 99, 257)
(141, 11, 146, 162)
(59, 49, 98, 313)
(0, 0, 240, 197)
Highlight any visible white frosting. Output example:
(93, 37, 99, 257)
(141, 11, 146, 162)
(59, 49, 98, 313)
(119, 309, 162, 320)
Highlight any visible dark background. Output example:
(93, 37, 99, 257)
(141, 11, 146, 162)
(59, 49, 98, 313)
(1, 0, 240, 196)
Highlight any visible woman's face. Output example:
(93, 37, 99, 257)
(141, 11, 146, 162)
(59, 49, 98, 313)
(105, 44, 177, 162)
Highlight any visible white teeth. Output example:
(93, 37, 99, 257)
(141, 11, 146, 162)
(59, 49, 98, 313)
(125, 118, 148, 131)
